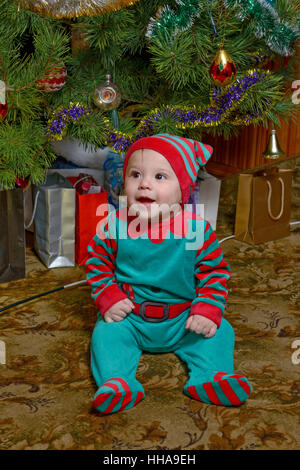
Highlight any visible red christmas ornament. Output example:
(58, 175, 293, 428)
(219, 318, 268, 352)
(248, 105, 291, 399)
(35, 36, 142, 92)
(0, 102, 8, 121)
(37, 63, 67, 92)
(15, 176, 30, 190)
(209, 48, 236, 87)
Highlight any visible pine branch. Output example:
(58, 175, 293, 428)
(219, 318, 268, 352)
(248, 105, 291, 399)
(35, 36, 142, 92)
(0, 0, 299, 188)
(9, 46, 55, 92)
(0, 120, 55, 188)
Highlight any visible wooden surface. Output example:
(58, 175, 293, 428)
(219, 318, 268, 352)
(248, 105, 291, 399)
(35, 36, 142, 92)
(205, 115, 300, 178)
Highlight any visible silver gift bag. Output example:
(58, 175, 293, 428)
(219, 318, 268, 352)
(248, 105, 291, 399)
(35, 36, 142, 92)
(0, 188, 26, 283)
(33, 173, 75, 268)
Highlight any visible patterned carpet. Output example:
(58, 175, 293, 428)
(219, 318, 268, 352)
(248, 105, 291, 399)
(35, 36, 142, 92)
(0, 157, 299, 451)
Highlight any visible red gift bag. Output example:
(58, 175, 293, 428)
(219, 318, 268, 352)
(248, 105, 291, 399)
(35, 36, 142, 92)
(68, 175, 108, 265)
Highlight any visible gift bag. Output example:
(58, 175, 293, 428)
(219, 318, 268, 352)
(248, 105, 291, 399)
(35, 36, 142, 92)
(67, 174, 108, 265)
(234, 168, 293, 244)
(33, 173, 76, 268)
(0, 188, 26, 283)
(24, 185, 34, 232)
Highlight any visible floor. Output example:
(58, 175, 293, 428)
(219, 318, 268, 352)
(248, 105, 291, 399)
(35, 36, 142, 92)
(0, 156, 299, 450)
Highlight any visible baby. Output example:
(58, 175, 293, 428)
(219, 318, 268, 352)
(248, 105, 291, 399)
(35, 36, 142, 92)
(86, 134, 251, 414)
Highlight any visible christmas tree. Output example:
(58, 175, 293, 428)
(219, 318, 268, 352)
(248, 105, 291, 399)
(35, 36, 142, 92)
(0, 0, 299, 188)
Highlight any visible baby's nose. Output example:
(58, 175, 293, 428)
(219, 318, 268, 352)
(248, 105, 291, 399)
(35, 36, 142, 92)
(139, 177, 151, 189)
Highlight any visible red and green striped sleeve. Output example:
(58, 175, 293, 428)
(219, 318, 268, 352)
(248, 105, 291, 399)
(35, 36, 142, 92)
(85, 215, 127, 317)
(190, 221, 231, 327)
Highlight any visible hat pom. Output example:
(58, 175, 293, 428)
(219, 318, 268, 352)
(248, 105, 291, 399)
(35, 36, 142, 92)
(194, 141, 213, 167)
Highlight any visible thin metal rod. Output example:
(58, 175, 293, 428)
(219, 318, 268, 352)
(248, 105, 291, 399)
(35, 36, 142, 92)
(0, 280, 87, 314)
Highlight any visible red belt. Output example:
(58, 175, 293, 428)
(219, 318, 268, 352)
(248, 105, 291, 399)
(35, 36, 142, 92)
(122, 282, 191, 323)
(132, 300, 191, 323)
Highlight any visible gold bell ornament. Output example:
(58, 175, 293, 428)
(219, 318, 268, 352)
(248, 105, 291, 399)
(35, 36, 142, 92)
(262, 129, 285, 159)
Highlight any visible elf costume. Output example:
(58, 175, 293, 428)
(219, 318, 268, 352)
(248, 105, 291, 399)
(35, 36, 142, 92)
(86, 134, 251, 414)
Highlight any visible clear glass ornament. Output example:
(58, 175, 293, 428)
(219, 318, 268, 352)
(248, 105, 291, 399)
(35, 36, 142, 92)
(93, 74, 122, 110)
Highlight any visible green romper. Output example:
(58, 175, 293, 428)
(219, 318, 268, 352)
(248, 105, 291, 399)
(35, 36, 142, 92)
(86, 209, 251, 414)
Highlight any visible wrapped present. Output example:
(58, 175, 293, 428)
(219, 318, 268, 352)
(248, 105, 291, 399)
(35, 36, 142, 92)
(73, 173, 101, 195)
(103, 150, 124, 209)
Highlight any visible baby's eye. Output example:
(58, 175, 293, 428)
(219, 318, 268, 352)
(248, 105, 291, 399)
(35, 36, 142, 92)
(130, 171, 141, 178)
(155, 173, 166, 180)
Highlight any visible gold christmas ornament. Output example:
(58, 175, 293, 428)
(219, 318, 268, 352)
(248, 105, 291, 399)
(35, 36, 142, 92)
(262, 129, 285, 159)
(16, 0, 141, 18)
(94, 74, 122, 110)
(209, 48, 237, 87)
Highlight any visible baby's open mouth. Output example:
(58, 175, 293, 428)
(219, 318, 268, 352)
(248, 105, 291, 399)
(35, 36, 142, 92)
(137, 197, 155, 204)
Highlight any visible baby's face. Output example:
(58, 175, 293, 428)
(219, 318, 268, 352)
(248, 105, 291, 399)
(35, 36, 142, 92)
(124, 149, 182, 222)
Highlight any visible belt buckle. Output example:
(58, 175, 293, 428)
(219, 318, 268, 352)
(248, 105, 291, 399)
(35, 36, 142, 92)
(139, 301, 169, 323)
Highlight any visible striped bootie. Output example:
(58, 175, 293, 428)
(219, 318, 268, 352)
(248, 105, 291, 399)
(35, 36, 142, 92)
(185, 372, 251, 406)
(92, 377, 145, 415)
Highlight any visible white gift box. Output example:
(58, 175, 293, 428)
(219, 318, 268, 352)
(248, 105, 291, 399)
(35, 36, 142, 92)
(193, 169, 221, 231)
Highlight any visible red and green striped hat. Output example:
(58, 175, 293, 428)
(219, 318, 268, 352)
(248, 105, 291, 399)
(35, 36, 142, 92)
(123, 134, 213, 203)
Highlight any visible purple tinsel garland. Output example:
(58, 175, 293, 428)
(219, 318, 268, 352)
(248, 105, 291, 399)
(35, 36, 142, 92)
(46, 70, 270, 150)
(47, 103, 91, 139)
(107, 69, 270, 152)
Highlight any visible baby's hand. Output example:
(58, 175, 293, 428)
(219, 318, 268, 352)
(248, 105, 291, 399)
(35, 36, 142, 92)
(185, 314, 217, 338)
(104, 298, 135, 323)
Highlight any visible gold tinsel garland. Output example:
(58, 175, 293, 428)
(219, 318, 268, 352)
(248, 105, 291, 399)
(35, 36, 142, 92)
(16, 0, 141, 18)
